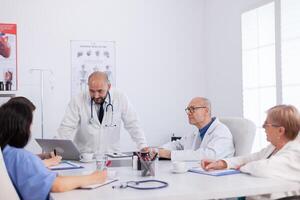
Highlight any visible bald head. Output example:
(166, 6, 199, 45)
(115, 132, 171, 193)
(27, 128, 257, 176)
(88, 71, 111, 104)
(88, 71, 110, 84)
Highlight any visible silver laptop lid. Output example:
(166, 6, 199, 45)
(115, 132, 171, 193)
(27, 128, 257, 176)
(35, 139, 80, 160)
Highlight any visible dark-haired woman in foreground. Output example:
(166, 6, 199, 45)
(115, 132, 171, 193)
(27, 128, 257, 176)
(0, 101, 107, 200)
(6, 96, 62, 167)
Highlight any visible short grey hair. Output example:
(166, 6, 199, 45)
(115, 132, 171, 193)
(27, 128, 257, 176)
(201, 97, 211, 116)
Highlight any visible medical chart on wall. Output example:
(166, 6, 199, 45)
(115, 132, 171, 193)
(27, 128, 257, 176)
(71, 40, 116, 96)
(0, 23, 17, 91)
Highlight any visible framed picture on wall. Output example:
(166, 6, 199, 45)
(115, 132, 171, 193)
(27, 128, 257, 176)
(70, 40, 116, 97)
(0, 23, 17, 91)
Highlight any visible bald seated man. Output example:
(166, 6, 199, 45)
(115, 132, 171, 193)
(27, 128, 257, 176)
(159, 97, 235, 161)
(57, 71, 148, 154)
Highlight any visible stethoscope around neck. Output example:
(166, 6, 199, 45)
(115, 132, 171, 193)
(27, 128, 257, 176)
(89, 91, 116, 127)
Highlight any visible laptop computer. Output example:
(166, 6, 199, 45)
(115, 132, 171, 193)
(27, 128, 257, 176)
(35, 138, 80, 160)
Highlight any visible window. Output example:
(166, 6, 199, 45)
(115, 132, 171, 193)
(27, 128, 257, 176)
(242, 0, 300, 152)
(281, 0, 300, 108)
(242, 2, 276, 151)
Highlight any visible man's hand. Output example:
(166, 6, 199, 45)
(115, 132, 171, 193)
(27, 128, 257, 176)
(158, 149, 171, 159)
(140, 147, 159, 160)
(140, 147, 150, 152)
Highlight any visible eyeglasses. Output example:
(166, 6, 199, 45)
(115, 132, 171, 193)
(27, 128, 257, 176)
(262, 123, 281, 129)
(185, 106, 206, 114)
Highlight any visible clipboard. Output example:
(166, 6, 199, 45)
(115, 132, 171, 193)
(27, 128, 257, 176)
(49, 161, 84, 170)
(188, 167, 240, 176)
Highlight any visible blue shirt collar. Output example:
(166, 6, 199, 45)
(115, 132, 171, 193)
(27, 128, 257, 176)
(2, 144, 9, 153)
(199, 117, 216, 140)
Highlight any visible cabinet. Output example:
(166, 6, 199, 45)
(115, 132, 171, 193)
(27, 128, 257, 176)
(0, 91, 16, 105)
(0, 91, 16, 97)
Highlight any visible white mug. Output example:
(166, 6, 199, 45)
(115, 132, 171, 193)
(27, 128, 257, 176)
(172, 161, 186, 173)
(80, 153, 94, 161)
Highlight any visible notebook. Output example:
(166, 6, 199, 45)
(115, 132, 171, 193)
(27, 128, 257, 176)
(188, 167, 240, 176)
(49, 161, 83, 170)
(80, 178, 118, 189)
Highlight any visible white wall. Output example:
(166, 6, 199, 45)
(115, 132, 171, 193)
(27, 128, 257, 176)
(0, 0, 206, 153)
(203, 0, 269, 118)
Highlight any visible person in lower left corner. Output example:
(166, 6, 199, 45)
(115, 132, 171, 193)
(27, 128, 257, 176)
(0, 99, 107, 200)
(6, 96, 62, 168)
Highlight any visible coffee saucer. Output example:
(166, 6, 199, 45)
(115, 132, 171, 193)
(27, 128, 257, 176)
(171, 168, 188, 174)
(79, 159, 96, 163)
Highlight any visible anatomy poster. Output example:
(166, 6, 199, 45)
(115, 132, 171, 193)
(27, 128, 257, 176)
(71, 40, 116, 96)
(0, 23, 17, 91)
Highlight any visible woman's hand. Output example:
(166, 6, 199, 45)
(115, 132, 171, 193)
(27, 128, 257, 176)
(201, 159, 227, 171)
(43, 153, 62, 168)
(52, 170, 108, 192)
(236, 164, 245, 170)
(91, 170, 107, 184)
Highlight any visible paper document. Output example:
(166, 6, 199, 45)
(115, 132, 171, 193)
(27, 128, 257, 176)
(80, 178, 118, 189)
(49, 161, 83, 170)
(188, 167, 240, 176)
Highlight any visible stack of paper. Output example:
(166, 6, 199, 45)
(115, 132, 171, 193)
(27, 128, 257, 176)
(80, 178, 118, 189)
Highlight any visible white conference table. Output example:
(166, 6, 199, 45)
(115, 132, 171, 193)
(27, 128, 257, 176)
(51, 160, 300, 200)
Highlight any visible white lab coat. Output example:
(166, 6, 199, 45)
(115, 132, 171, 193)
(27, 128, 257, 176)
(57, 88, 147, 153)
(225, 139, 300, 182)
(224, 140, 300, 199)
(162, 118, 235, 161)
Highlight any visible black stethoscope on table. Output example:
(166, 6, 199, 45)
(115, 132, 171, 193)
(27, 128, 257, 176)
(112, 180, 169, 190)
(89, 91, 116, 127)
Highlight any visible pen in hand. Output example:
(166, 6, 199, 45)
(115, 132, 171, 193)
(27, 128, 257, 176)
(44, 149, 62, 167)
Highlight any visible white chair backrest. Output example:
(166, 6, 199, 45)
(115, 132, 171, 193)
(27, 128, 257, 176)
(220, 117, 256, 156)
(0, 148, 20, 200)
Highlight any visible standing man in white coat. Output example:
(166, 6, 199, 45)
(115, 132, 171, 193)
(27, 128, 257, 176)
(159, 97, 235, 161)
(57, 71, 148, 154)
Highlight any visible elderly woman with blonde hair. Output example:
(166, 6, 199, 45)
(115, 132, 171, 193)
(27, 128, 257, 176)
(201, 104, 300, 199)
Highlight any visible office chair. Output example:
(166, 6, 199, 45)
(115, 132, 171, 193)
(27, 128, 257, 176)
(220, 117, 256, 156)
(0, 147, 20, 200)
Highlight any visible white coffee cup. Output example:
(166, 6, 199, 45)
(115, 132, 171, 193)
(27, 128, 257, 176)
(80, 153, 94, 162)
(172, 161, 187, 173)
